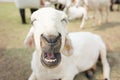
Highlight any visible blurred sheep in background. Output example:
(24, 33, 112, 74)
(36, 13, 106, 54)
(48, 0, 73, 11)
(74, 0, 111, 26)
(15, 0, 51, 24)
(14, 0, 114, 29)
(68, 6, 88, 29)
(48, 0, 111, 29)
(110, 0, 120, 11)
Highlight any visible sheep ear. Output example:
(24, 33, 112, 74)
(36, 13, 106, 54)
(31, 11, 37, 25)
(62, 36, 73, 56)
(84, 0, 88, 6)
(24, 27, 35, 48)
(61, 13, 69, 26)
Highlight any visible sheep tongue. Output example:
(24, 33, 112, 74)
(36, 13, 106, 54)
(46, 53, 55, 59)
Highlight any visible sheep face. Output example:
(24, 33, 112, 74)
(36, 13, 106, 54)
(24, 7, 72, 68)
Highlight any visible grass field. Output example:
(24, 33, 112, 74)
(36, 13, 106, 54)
(0, 2, 120, 80)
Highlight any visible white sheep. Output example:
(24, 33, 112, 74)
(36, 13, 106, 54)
(15, 0, 51, 24)
(49, 0, 73, 11)
(68, 6, 88, 29)
(24, 7, 110, 80)
(74, 0, 111, 26)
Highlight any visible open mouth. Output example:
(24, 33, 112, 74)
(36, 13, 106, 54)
(41, 52, 61, 68)
(40, 33, 62, 68)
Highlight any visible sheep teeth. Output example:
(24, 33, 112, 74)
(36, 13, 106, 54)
(45, 58, 56, 62)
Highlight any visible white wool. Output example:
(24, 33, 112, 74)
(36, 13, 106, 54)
(24, 8, 110, 80)
(75, 0, 110, 26)
(15, 0, 40, 8)
(15, 0, 51, 8)
(29, 32, 110, 80)
(68, 6, 87, 29)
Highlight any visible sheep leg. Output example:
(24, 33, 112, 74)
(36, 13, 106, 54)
(98, 9, 103, 25)
(92, 10, 97, 26)
(54, 3, 65, 11)
(28, 73, 36, 80)
(54, 3, 58, 10)
(85, 64, 96, 80)
(80, 15, 85, 29)
(30, 8, 38, 14)
(100, 47, 110, 80)
(117, 5, 120, 11)
(80, 9, 88, 29)
(19, 9, 26, 24)
(105, 7, 109, 23)
(85, 70, 94, 80)
(110, 0, 114, 11)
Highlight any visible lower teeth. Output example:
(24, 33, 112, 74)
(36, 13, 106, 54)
(45, 58, 56, 62)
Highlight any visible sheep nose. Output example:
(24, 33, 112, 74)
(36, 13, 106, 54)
(41, 33, 61, 43)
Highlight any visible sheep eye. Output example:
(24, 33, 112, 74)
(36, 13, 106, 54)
(61, 18, 68, 23)
(31, 19, 37, 25)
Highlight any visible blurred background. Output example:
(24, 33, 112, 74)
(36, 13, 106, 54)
(0, 0, 120, 80)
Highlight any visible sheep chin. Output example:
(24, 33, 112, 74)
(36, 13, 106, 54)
(40, 52, 61, 68)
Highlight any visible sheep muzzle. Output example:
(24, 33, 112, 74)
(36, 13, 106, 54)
(40, 33, 62, 68)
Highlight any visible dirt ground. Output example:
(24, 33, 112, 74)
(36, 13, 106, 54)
(0, 2, 120, 80)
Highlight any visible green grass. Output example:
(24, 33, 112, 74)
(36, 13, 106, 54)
(0, 2, 120, 80)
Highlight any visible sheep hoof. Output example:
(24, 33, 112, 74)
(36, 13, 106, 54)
(85, 70, 94, 80)
(22, 22, 27, 24)
(80, 26, 84, 29)
(104, 78, 108, 80)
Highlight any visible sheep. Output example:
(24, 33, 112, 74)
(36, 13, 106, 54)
(24, 7, 110, 80)
(110, 0, 120, 11)
(49, 0, 88, 29)
(15, 0, 51, 24)
(49, 0, 73, 11)
(74, 0, 111, 26)
(68, 6, 88, 29)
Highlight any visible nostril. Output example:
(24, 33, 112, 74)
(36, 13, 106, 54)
(49, 33, 61, 43)
(54, 33, 61, 42)
(41, 34, 50, 43)
(57, 33, 61, 38)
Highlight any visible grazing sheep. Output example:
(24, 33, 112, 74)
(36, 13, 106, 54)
(68, 6, 88, 29)
(74, 0, 111, 26)
(24, 7, 110, 80)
